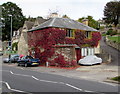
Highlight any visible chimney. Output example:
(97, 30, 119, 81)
(82, 19, 88, 26)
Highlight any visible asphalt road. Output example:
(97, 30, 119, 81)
(100, 36, 120, 66)
(1, 63, 119, 93)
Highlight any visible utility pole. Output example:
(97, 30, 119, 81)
(9, 15, 12, 52)
(8, 15, 12, 62)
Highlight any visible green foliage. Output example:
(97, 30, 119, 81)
(106, 29, 117, 36)
(78, 16, 99, 29)
(12, 42, 18, 51)
(111, 76, 120, 82)
(104, 1, 120, 26)
(62, 14, 70, 18)
(100, 26, 105, 30)
(87, 16, 99, 29)
(108, 36, 120, 43)
(106, 29, 113, 35)
(102, 33, 106, 36)
(78, 17, 85, 22)
(1, 2, 26, 41)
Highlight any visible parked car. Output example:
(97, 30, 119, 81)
(17, 55, 40, 67)
(3, 54, 20, 63)
(78, 55, 102, 65)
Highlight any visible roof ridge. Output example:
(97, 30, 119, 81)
(49, 18, 56, 26)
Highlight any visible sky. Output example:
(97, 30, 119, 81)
(0, 0, 115, 20)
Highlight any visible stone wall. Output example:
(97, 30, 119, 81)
(106, 40, 120, 51)
(18, 32, 28, 55)
(49, 45, 76, 62)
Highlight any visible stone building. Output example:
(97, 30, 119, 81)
(28, 18, 100, 66)
(18, 21, 34, 55)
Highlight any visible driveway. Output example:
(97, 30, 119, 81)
(100, 36, 120, 66)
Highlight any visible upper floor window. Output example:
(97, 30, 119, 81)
(85, 31, 91, 38)
(66, 29, 73, 37)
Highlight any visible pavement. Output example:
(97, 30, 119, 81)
(3, 62, 119, 85)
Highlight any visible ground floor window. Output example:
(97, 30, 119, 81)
(81, 48, 94, 56)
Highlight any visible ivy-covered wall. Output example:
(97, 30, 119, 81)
(27, 27, 101, 67)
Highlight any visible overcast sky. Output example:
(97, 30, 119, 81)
(0, 0, 114, 20)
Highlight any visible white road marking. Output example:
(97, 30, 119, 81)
(39, 79, 59, 84)
(32, 76, 39, 80)
(2, 70, 85, 92)
(9, 71, 31, 77)
(2, 69, 116, 93)
(10, 71, 13, 74)
(4, 81, 11, 89)
(0, 81, 26, 93)
(59, 82, 65, 84)
(13, 73, 31, 77)
(65, 83, 83, 91)
(84, 90, 94, 92)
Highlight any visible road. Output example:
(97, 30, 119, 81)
(100, 36, 120, 66)
(1, 63, 119, 93)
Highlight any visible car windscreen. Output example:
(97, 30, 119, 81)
(26, 56, 33, 59)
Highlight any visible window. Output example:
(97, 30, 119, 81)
(66, 29, 73, 37)
(81, 48, 94, 56)
(17, 31, 19, 36)
(85, 31, 91, 38)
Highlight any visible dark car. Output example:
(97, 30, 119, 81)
(3, 54, 20, 63)
(17, 56, 40, 67)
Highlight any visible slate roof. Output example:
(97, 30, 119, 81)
(25, 21, 34, 30)
(18, 27, 23, 35)
(28, 18, 97, 32)
(37, 17, 47, 24)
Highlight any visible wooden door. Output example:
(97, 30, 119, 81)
(75, 48, 81, 62)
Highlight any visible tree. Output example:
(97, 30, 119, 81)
(78, 17, 85, 22)
(104, 1, 120, 27)
(62, 14, 70, 18)
(78, 16, 99, 29)
(1, 2, 26, 41)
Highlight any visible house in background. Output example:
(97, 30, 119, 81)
(17, 17, 48, 55)
(32, 17, 47, 28)
(18, 21, 34, 55)
(28, 18, 101, 67)
(82, 19, 88, 26)
(12, 27, 23, 51)
(47, 12, 60, 19)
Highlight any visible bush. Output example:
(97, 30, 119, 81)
(12, 42, 18, 51)
(106, 29, 113, 35)
(111, 76, 120, 82)
(106, 29, 117, 36)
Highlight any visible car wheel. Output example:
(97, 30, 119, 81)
(17, 63, 20, 66)
(8, 60, 11, 64)
(24, 63, 27, 67)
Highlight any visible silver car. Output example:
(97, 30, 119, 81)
(3, 54, 20, 63)
(78, 55, 102, 65)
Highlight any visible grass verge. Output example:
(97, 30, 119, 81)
(108, 36, 120, 43)
(111, 76, 120, 82)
